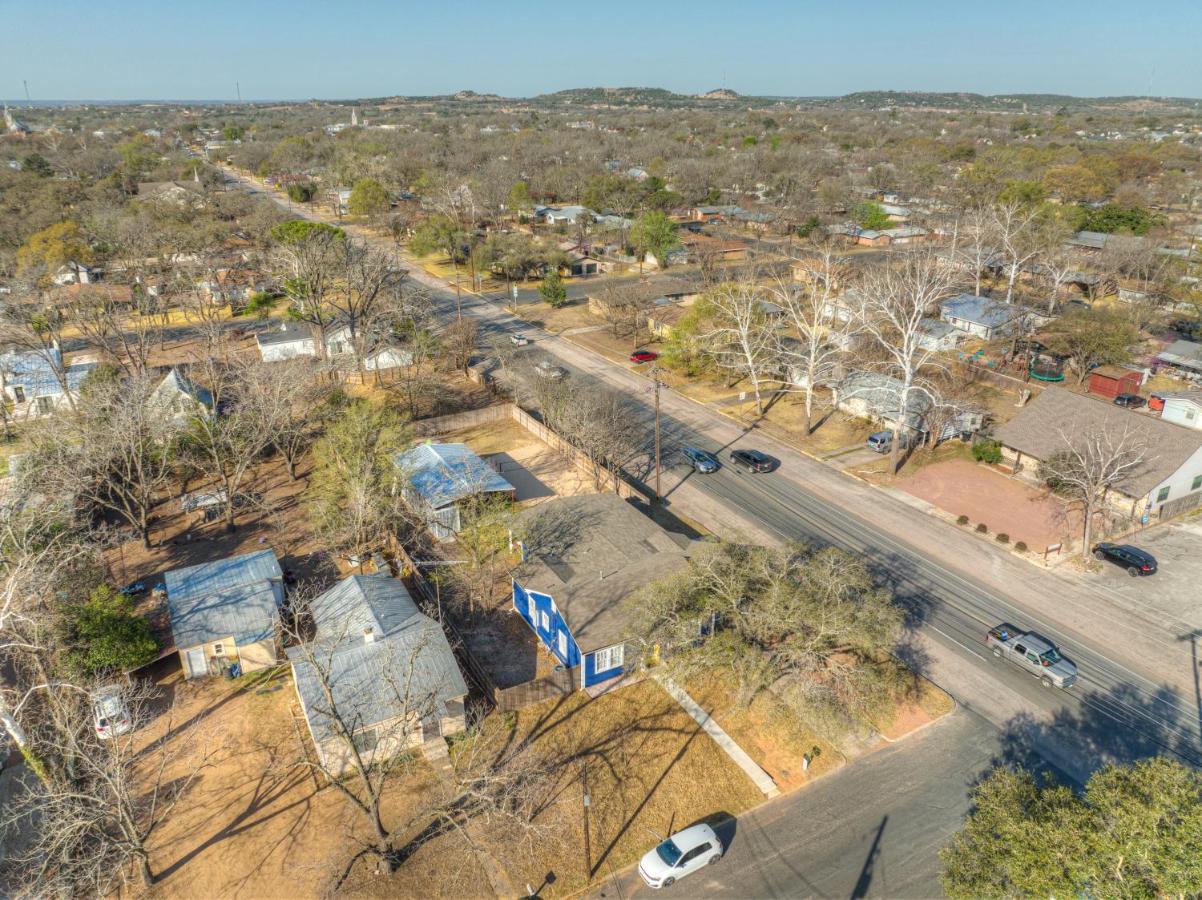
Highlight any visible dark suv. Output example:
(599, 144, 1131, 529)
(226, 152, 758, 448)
(1092, 543, 1157, 576)
(1113, 393, 1146, 409)
(731, 449, 772, 472)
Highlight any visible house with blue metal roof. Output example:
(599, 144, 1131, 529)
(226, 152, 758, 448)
(393, 442, 516, 541)
(287, 571, 467, 774)
(0, 346, 97, 417)
(510, 494, 693, 692)
(939, 294, 1031, 342)
(164, 549, 284, 678)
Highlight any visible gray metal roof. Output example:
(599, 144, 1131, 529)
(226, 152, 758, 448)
(940, 294, 1026, 330)
(287, 574, 467, 741)
(394, 442, 515, 511)
(512, 494, 692, 650)
(165, 550, 283, 649)
(256, 321, 315, 347)
(1158, 340, 1202, 372)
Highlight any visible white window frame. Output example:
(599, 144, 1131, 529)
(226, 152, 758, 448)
(539, 610, 550, 632)
(557, 630, 568, 658)
(212, 642, 225, 656)
(593, 643, 625, 673)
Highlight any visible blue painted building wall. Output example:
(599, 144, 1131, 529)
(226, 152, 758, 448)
(512, 580, 625, 688)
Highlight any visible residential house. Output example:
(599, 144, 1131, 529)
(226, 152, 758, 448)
(690, 205, 740, 223)
(538, 205, 593, 226)
(994, 388, 1202, 520)
(879, 203, 912, 223)
(394, 442, 516, 541)
(646, 298, 693, 340)
(164, 549, 285, 679)
(916, 318, 964, 353)
(197, 268, 271, 309)
(831, 225, 930, 247)
(256, 320, 412, 368)
(731, 209, 776, 232)
(678, 232, 750, 264)
(0, 347, 97, 417)
(1087, 366, 1144, 400)
(586, 277, 699, 322)
(833, 371, 983, 441)
(939, 294, 1030, 342)
(1157, 340, 1202, 377)
(1158, 391, 1202, 430)
(136, 180, 207, 209)
(51, 261, 98, 286)
(151, 367, 213, 422)
(510, 494, 693, 691)
(288, 570, 468, 775)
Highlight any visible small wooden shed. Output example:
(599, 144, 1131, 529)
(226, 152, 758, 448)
(1087, 365, 1142, 400)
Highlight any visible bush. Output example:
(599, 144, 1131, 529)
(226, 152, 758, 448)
(285, 181, 316, 203)
(957, 515, 970, 526)
(58, 585, 159, 677)
(975, 523, 988, 533)
(996, 533, 1010, 543)
(972, 440, 1002, 465)
(1015, 541, 1028, 552)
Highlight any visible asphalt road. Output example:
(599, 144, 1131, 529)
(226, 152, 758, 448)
(221, 169, 1202, 895)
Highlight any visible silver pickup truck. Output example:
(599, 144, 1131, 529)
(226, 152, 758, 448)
(985, 623, 1078, 689)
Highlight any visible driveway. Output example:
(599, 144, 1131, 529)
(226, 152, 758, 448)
(897, 458, 1080, 550)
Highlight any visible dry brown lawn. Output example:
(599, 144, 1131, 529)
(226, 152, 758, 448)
(140, 667, 493, 899)
(470, 679, 765, 897)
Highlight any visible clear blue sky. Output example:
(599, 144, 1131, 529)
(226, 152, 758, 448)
(6, 0, 1202, 101)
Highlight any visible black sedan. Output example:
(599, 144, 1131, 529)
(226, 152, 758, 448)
(1092, 542, 1158, 576)
(1113, 393, 1146, 409)
(731, 449, 773, 473)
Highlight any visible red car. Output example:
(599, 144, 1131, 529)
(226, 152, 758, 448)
(630, 350, 658, 364)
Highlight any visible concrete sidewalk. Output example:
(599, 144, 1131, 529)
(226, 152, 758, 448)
(659, 677, 780, 799)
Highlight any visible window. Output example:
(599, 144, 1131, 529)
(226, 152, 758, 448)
(1026, 652, 1040, 665)
(212, 642, 224, 656)
(593, 644, 625, 673)
(34, 397, 52, 415)
(11, 386, 24, 404)
(678, 843, 712, 866)
(1193, 475, 1202, 492)
(1014, 644, 1027, 656)
(1186, 409, 1197, 422)
(539, 610, 550, 632)
(352, 728, 379, 754)
(1157, 486, 1171, 503)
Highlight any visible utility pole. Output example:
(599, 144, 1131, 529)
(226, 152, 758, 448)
(452, 259, 463, 321)
(23, 80, 30, 106)
(652, 366, 662, 500)
(581, 766, 592, 879)
(236, 81, 241, 103)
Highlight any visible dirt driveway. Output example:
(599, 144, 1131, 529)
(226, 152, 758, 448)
(897, 458, 1080, 550)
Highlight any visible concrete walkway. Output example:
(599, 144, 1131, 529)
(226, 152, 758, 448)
(658, 677, 780, 798)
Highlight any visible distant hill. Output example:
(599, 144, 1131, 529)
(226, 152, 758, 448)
(698, 89, 740, 100)
(830, 90, 1202, 111)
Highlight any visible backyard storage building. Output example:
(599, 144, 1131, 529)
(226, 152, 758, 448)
(510, 494, 693, 691)
(1087, 366, 1143, 400)
(164, 549, 284, 678)
(288, 571, 468, 775)
(393, 442, 516, 540)
(1159, 391, 1202, 430)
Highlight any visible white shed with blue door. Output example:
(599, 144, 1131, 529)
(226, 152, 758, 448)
(509, 494, 693, 690)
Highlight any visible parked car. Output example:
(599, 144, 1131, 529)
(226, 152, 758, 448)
(1092, 542, 1157, 576)
(533, 360, 567, 380)
(682, 446, 719, 473)
(866, 431, 912, 453)
(985, 624, 1078, 689)
(509, 332, 530, 346)
(92, 686, 133, 740)
(1113, 393, 1146, 409)
(638, 823, 724, 889)
(630, 349, 659, 364)
(731, 449, 772, 472)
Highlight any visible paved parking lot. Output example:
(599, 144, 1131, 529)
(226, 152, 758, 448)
(1078, 520, 1202, 633)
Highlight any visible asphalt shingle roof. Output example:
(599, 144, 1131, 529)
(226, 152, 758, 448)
(394, 442, 514, 510)
(164, 549, 283, 648)
(993, 388, 1202, 498)
(511, 494, 692, 650)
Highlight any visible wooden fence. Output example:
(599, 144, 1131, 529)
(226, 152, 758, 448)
(412, 404, 511, 437)
(495, 669, 575, 713)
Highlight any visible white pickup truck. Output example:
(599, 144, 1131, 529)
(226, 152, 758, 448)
(985, 623, 1078, 689)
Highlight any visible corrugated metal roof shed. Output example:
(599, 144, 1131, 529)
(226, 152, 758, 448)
(394, 442, 514, 511)
(165, 549, 283, 648)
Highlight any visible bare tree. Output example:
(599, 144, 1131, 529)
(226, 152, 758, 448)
(244, 356, 332, 480)
(958, 205, 998, 297)
(853, 251, 963, 474)
(330, 242, 408, 375)
(992, 201, 1043, 304)
(442, 317, 480, 374)
(23, 374, 185, 547)
(64, 285, 163, 377)
(273, 225, 344, 360)
(2, 681, 213, 892)
(701, 277, 777, 415)
(773, 237, 857, 434)
(1037, 427, 1148, 561)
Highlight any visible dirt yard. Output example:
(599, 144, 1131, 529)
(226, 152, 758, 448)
(896, 457, 1082, 550)
(470, 679, 765, 897)
(439, 417, 597, 505)
(139, 665, 493, 899)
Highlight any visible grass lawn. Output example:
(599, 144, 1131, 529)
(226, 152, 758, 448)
(685, 673, 842, 792)
(871, 674, 956, 741)
(508, 298, 600, 334)
(471, 679, 764, 896)
(850, 438, 974, 482)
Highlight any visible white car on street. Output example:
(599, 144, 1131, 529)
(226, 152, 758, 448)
(509, 332, 530, 346)
(638, 822, 723, 889)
